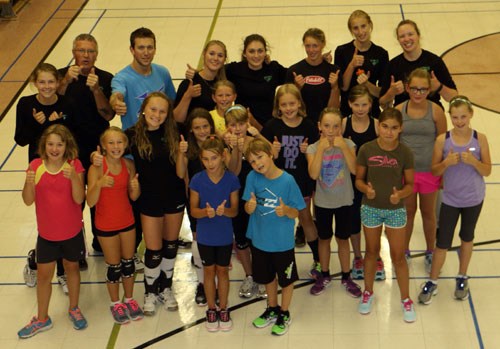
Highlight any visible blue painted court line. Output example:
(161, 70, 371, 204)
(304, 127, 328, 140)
(0, 144, 17, 171)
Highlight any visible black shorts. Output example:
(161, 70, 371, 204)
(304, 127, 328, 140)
(36, 230, 86, 263)
(437, 202, 483, 249)
(197, 242, 233, 267)
(95, 223, 135, 237)
(251, 246, 298, 288)
(315, 205, 355, 240)
(138, 193, 186, 217)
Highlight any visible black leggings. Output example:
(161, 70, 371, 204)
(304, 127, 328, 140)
(437, 202, 483, 249)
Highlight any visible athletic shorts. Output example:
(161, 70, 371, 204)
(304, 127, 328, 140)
(361, 205, 407, 229)
(437, 202, 483, 249)
(315, 205, 354, 240)
(36, 230, 85, 263)
(138, 194, 186, 217)
(95, 223, 135, 237)
(413, 172, 440, 194)
(197, 242, 233, 267)
(232, 201, 251, 249)
(251, 246, 298, 288)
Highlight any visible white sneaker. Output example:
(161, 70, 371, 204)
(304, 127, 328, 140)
(23, 264, 37, 287)
(134, 254, 144, 273)
(256, 284, 268, 299)
(158, 287, 178, 311)
(57, 275, 69, 295)
(239, 276, 256, 298)
(143, 293, 157, 316)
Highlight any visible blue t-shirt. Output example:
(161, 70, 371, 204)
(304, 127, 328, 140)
(189, 170, 240, 246)
(242, 170, 305, 252)
(111, 63, 176, 130)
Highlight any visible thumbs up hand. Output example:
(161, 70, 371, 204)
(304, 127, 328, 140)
(460, 148, 476, 165)
(216, 200, 227, 216)
(389, 75, 404, 96)
(366, 182, 376, 200)
(293, 72, 305, 88)
(446, 148, 460, 166)
(86, 67, 100, 92)
(185, 63, 196, 80)
(63, 160, 77, 179)
(246, 192, 257, 214)
(129, 173, 139, 191)
(300, 137, 309, 153)
(272, 136, 281, 157)
(389, 187, 401, 205)
(357, 70, 371, 85)
(206, 202, 215, 218)
(179, 134, 188, 153)
(92, 145, 104, 167)
(350, 47, 364, 68)
(275, 197, 287, 217)
(187, 79, 202, 98)
(32, 108, 46, 124)
(100, 168, 114, 187)
(25, 164, 35, 185)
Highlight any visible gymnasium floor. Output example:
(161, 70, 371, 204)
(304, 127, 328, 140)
(1, 1, 500, 348)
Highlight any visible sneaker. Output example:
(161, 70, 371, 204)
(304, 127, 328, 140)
(309, 261, 321, 280)
(295, 225, 305, 247)
(256, 283, 267, 299)
(23, 264, 37, 288)
(68, 306, 88, 330)
(57, 274, 69, 295)
(271, 311, 292, 336)
(351, 257, 364, 280)
(158, 287, 178, 311)
(143, 293, 157, 316)
(79, 259, 88, 271)
(454, 277, 470, 300)
(401, 298, 417, 323)
(205, 309, 219, 332)
(253, 306, 280, 328)
(133, 254, 144, 273)
(110, 303, 130, 324)
(405, 251, 411, 265)
(375, 259, 386, 281)
(177, 238, 192, 249)
(310, 275, 332, 296)
(418, 281, 438, 305)
(219, 309, 233, 331)
(341, 277, 362, 298)
(239, 276, 256, 298)
(195, 282, 207, 306)
(424, 252, 433, 274)
(125, 299, 144, 321)
(18, 316, 53, 339)
(358, 290, 374, 315)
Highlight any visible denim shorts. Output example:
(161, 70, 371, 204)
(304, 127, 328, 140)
(361, 205, 407, 229)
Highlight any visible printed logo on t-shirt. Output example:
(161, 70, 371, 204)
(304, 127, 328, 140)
(264, 75, 272, 82)
(255, 188, 278, 216)
(320, 153, 345, 188)
(367, 155, 399, 168)
(281, 135, 305, 169)
(370, 59, 380, 66)
(304, 76, 325, 85)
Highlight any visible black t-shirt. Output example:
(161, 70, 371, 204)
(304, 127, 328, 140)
(225, 60, 287, 126)
(261, 118, 319, 196)
(379, 49, 457, 108)
(125, 126, 185, 201)
(285, 59, 342, 123)
(15, 94, 77, 162)
(175, 72, 216, 115)
(334, 41, 389, 118)
(58, 66, 113, 168)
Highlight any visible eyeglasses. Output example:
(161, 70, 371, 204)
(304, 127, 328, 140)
(73, 49, 97, 55)
(409, 87, 429, 95)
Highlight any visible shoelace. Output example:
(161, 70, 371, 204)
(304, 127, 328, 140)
(403, 300, 413, 311)
(70, 308, 84, 321)
(114, 303, 127, 315)
(361, 291, 372, 303)
(423, 282, 434, 292)
(220, 311, 229, 322)
(127, 300, 139, 311)
(207, 311, 217, 322)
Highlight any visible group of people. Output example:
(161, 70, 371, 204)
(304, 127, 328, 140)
(14, 8, 491, 340)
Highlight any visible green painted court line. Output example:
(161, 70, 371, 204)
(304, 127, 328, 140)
(197, 0, 223, 69)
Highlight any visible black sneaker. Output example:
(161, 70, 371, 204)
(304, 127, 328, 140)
(295, 225, 305, 247)
(195, 283, 207, 306)
(177, 238, 192, 249)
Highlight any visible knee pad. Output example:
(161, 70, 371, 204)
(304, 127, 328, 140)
(144, 249, 162, 269)
(121, 258, 135, 278)
(106, 263, 122, 283)
(162, 240, 178, 259)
